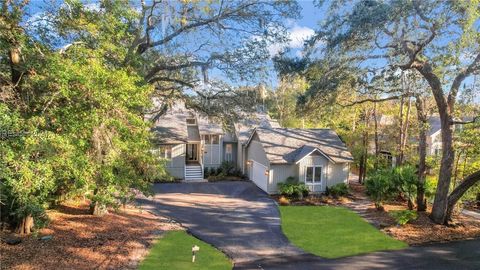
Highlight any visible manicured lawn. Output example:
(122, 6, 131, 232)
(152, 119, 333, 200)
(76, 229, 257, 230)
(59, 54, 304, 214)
(279, 206, 407, 258)
(139, 230, 232, 270)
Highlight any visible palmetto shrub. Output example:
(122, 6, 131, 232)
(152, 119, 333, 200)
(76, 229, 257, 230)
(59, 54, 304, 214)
(389, 210, 418, 225)
(366, 166, 419, 211)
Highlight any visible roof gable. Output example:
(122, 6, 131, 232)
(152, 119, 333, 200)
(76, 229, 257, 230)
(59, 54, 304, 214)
(251, 128, 353, 164)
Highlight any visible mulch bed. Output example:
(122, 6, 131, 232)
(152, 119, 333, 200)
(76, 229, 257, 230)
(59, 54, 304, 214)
(0, 201, 181, 270)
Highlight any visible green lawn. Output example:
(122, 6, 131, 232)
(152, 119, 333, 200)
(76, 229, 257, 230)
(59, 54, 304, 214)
(139, 231, 232, 270)
(279, 206, 407, 258)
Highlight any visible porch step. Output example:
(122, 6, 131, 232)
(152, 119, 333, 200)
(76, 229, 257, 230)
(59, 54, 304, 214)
(185, 165, 203, 180)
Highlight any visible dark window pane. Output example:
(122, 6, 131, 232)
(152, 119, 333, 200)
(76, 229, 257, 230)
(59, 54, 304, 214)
(204, 135, 210, 143)
(166, 146, 172, 159)
(211, 135, 219, 144)
(314, 167, 322, 182)
(306, 167, 313, 182)
(186, 118, 196, 125)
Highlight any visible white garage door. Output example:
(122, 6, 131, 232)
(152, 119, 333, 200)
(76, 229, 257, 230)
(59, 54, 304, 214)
(249, 160, 268, 193)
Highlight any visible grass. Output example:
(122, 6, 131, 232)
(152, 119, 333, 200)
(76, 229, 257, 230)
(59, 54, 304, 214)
(139, 230, 232, 270)
(279, 206, 407, 258)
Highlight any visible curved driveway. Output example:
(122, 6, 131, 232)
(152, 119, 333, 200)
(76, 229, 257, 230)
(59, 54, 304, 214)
(138, 181, 305, 264)
(138, 181, 480, 270)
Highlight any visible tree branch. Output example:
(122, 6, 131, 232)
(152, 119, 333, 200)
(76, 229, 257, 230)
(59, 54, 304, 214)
(338, 94, 410, 107)
(450, 115, 480, 125)
(448, 52, 480, 109)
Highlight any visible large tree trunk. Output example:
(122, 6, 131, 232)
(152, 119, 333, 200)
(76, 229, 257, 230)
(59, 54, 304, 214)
(430, 115, 455, 224)
(445, 170, 480, 221)
(415, 63, 456, 224)
(15, 215, 34, 235)
(415, 96, 428, 211)
(358, 153, 365, 184)
(90, 201, 108, 216)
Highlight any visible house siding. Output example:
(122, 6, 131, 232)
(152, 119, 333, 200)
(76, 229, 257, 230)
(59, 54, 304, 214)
(237, 144, 245, 173)
(223, 131, 237, 142)
(327, 163, 350, 187)
(269, 164, 298, 194)
(298, 154, 329, 192)
(165, 144, 185, 179)
(246, 134, 270, 177)
(203, 135, 223, 168)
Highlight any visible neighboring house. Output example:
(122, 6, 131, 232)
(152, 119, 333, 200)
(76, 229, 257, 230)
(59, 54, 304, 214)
(151, 103, 354, 194)
(245, 128, 353, 194)
(426, 116, 442, 156)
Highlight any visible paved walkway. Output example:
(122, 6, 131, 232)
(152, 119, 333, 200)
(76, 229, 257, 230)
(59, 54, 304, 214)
(138, 181, 480, 270)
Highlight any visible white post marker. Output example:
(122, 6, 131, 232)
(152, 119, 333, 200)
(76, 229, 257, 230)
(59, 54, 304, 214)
(192, 245, 200, 262)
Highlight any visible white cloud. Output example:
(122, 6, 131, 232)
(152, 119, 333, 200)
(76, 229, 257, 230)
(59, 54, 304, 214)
(288, 25, 315, 48)
(267, 24, 315, 57)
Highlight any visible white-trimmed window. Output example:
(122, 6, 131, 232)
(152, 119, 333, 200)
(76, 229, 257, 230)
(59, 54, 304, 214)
(202, 134, 219, 144)
(305, 166, 322, 184)
(154, 145, 172, 159)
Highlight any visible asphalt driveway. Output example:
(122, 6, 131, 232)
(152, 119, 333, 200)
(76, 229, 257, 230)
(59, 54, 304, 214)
(138, 181, 480, 270)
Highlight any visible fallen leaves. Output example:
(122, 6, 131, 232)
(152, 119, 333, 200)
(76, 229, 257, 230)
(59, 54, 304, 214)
(0, 202, 181, 270)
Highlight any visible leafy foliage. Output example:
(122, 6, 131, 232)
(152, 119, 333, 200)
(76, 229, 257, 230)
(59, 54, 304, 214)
(366, 165, 419, 210)
(326, 183, 349, 198)
(365, 170, 394, 210)
(278, 178, 309, 200)
(0, 2, 166, 231)
(389, 210, 418, 226)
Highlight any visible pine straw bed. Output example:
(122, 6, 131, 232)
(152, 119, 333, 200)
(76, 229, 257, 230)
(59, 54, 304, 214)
(0, 202, 181, 270)
(349, 181, 480, 245)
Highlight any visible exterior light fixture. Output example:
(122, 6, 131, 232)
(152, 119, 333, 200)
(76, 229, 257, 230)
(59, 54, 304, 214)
(264, 170, 269, 176)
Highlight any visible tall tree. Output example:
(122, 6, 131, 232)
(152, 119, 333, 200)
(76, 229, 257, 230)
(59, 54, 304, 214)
(126, 0, 300, 117)
(305, 0, 480, 224)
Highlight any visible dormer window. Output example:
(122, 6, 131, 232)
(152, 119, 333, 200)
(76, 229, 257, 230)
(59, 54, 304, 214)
(186, 118, 196, 125)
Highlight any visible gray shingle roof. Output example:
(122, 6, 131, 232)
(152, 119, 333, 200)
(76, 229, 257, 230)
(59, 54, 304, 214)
(151, 111, 189, 144)
(235, 112, 280, 143)
(151, 106, 223, 143)
(428, 116, 441, 136)
(197, 117, 223, 134)
(253, 128, 353, 164)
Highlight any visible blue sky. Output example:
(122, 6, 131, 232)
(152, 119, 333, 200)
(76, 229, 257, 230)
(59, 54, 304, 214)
(25, 0, 478, 103)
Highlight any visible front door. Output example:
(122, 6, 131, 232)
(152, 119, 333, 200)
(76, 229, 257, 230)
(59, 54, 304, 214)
(186, 144, 198, 162)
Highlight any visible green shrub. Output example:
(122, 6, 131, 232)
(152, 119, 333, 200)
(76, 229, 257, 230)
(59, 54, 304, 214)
(219, 161, 235, 175)
(424, 176, 437, 203)
(392, 165, 418, 209)
(366, 166, 420, 210)
(389, 210, 418, 225)
(327, 183, 349, 197)
(207, 172, 226, 182)
(278, 180, 309, 200)
(209, 167, 217, 176)
(365, 170, 395, 210)
(204, 167, 210, 178)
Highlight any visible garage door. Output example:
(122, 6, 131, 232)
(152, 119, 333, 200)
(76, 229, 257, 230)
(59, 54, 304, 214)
(249, 160, 268, 193)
